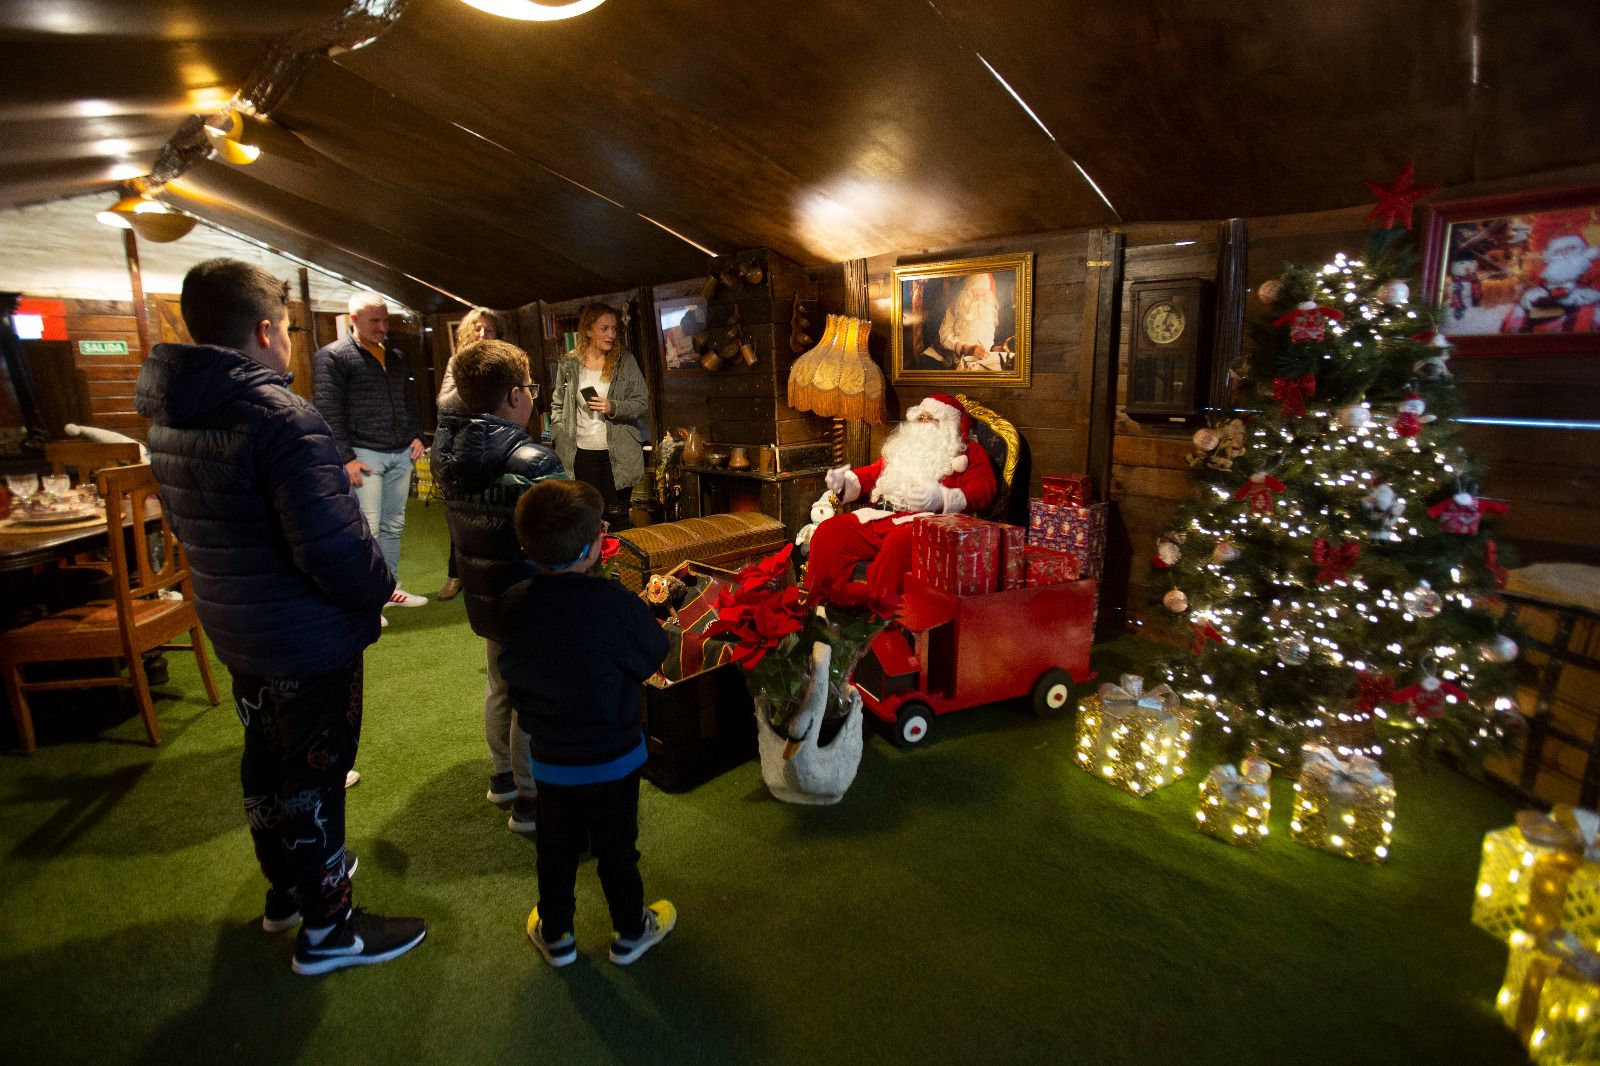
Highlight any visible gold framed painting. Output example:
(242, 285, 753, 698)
(890, 252, 1033, 387)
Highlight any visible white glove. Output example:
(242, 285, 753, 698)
(825, 466, 850, 495)
(902, 483, 942, 513)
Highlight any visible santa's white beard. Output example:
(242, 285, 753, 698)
(872, 418, 963, 511)
(1543, 249, 1594, 289)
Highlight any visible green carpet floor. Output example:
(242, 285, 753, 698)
(0, 502, 1526, 1064)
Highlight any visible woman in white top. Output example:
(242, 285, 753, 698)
(549, 303, 648, 529)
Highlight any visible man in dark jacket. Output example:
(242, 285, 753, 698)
(136, 258, 426, 976)
(430, 339, 564, 830)
(313, 292, 427, 608)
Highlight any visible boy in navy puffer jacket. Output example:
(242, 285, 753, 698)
(429, 339, 563, 828)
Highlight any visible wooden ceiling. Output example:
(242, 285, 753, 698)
(3, 0, 1598, 313)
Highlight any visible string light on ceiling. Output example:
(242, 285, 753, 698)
(458, 0, 608, 20)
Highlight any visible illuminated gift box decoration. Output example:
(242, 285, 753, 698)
(1290, 744, 1396, 864)
(1498, 930, 1600, 1064)
(1473, 807, 1600, 945)
(1074, 674, 1193, 797)
(1196, 753, 1272, 849)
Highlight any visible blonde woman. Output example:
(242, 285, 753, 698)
(549, 302, 647, 529)
(436, 307, 501, 599)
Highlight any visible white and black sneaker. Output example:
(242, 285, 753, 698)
(291, 907, 427, 976)
(526, 906, 577, 968)
(608, 900, 676, 966)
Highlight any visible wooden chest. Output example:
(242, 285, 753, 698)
(610, 512, 785, 593)
(640, 663, 756, 791)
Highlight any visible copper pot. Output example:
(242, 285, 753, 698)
(728, 447, 752, 470)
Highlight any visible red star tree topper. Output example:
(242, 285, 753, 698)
(1365, 162, 1438, 231)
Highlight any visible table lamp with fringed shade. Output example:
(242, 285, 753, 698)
(787, 315, 885, 465)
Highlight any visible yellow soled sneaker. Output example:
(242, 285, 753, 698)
(609, 900, 676, 966)
(526, 905, 577, 968)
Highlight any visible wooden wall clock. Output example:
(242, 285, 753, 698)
(1125, 278, 1213, 422)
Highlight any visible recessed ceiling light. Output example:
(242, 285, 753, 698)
(458, 0, 608, 22)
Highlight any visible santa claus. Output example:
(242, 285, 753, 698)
(1503, 231, 1600, 334)
(805, 394, 997, 599)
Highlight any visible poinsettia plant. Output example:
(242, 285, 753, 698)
(706, 545, 900, 732)
(595, 533, 623, 581)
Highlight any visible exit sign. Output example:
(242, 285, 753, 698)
(78, 340, 129, 355)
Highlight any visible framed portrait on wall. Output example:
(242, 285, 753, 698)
(1421, 185, 1600, 357)
(656, 295, 709, 374)
(890, 252, 1033, 387)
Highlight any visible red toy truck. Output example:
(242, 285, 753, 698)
(851, 572, 1099, 747)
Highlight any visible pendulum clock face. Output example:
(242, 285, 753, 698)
(1126, 279, 1212, 422)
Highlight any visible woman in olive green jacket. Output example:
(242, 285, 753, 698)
(549, 302, 648, 526)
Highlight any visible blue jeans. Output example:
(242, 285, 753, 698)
(352, 446, 412, 581)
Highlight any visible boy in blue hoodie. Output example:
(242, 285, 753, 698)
(429, 339, 564, 830)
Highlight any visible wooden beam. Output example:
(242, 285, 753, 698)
(121, 228, 151, 359)
(1211, 218, 1247, 411)
(1083, 227, 1124, 500)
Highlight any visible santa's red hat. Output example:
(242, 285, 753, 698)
(908, 393, 971, 437)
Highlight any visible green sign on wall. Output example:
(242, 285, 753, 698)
(78, 340, 129, 355)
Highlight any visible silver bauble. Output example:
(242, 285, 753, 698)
(1163, 589, 1189, 613)
(1212, 541, 1241, 564)
(1402, 582, 1444, 619)
(1337, 404, 1371, 429)
(1480, 635, 1519, 664)
(1275, 637, 1311, 666)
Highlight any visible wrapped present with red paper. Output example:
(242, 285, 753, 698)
(1028, 500, 1108, 579)
(998, 524, 1027, 591)
(912, 514, 1000, 597)
(1041, 473, 1094, 507)
(1023, 545, 1080, 587)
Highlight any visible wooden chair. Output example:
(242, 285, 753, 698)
(0, 463, 220, 754)
(44, 439, 143, 483)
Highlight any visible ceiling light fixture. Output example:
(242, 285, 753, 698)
(94, 193, 197, 242)
(204, 113, 262, 165)
(457, 0, 608, 22)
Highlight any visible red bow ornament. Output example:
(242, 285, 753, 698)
(1485, 539, 1509, 588)
(1391, 676, 1470, 720)
(1354, 671, 1395, 714)
(1190, 619, 1224, 654)
(1426, 492, 1509, 536)
(1272, 373, 1318, 418)
(1235, 472, 1287, 515)
(1273, 301, 1344, 344)
(1312, 538, 1362, 584)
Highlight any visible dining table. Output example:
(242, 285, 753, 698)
(0, 497, 165, 631)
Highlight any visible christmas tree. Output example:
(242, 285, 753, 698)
(1157, 172, 1521, 767)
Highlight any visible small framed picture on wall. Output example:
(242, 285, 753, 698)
(657, 296, 709, 374)
(1422, 184, 1600, 357)
(890, 252, 1033, 387)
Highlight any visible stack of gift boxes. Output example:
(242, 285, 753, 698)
(1473, 806, 1600, 1063)
(908, 471, 1107, 599)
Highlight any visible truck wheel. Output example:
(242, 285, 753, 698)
(1031, 669, 1075, 719)
(890, 701, 933, 749)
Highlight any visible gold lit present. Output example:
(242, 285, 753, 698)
(1499, 932, 1600, 1062)
(1290, 744, 1395, 864)
(1073, 674, 1193, 797)
(1196, 755, 1271, 849)
(1473, 808, 1600, 946)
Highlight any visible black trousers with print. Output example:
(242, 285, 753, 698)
(233, 656, 363, 927)
(535, 770, 645, 940)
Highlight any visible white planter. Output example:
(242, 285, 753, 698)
(754, 642, 864, 805)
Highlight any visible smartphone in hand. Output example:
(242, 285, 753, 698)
(580, 386, 600, 404)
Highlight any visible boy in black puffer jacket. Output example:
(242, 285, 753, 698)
(136, 258, 425, 976)
(429, 340, 564, 829)
(500, 480, 673, 968)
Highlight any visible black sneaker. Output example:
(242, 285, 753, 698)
(526, 906, 577, 968)
(262, 888, 301, 934)
(486, 772, 517, 804)
(609, 900, 676, 966)
(507, 797, 537, 835)
(291, 907, 427, 976)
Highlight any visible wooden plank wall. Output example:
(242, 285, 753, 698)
(1111, 222, 1226, 634)
(58, 297, 147, 439)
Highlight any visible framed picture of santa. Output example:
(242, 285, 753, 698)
(1421, 185, 1600, 357)
(890, 252, 1034, 387)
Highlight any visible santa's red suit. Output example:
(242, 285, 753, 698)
(806, 395, 997, 599)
